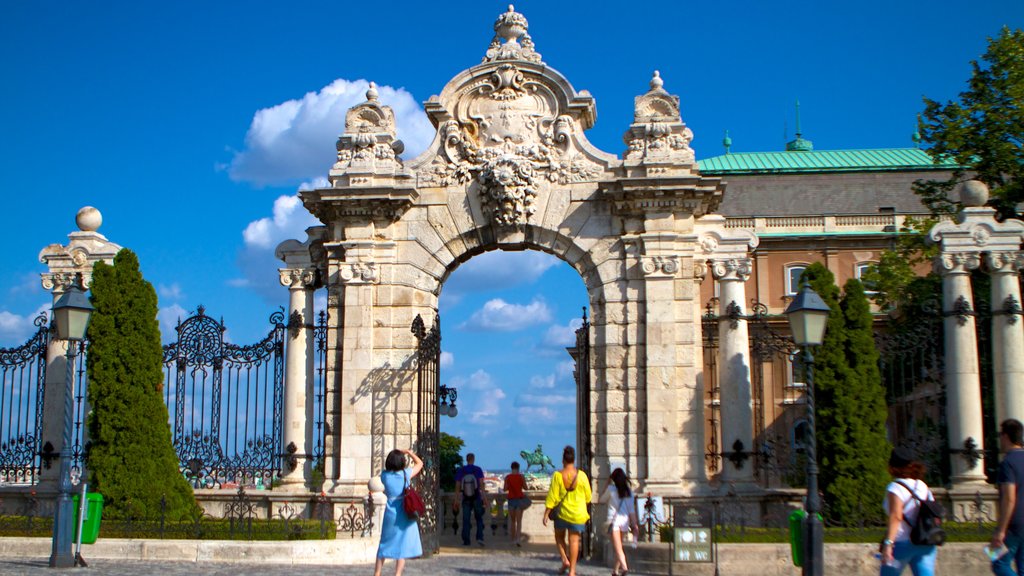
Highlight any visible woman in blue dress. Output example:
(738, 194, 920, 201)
(374, 448, 423, 576)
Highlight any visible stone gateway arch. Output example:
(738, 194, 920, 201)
(282, 6, 760, 509)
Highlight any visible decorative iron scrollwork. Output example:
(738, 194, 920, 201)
(39, 441, 56, 470)
(284, 442, 298, 473)
(999, 295, 1023, 325)
(955, 437, 984, 470)
(944, 295, 975, 326)
(725, 301, 743, 329)
(727, 439, 750, 470)
(288, 310, 303, 339)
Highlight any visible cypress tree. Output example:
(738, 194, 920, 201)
(86, 250, 196, 520)
(832, 278, 891, 524)
(799, 264, 856, 523)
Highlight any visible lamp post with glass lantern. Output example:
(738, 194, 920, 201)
(49, 284, 94, 568)
(784, 281, 831, 576)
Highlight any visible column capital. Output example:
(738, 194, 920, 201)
(711, 258, 753, 282)
(935, 252, 982, 275)
(985, 251, 1024, 274)
(279, 267, 318, 289)
(40, 272, 82, 294)
(338, 261, 380, 284)
(641, 255, 679, 278)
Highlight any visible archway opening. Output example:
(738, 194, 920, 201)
(432, 247, 590, 544)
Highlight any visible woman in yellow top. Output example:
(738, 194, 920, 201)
(543, 445, 592, 576)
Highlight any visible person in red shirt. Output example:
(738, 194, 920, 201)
(504, 461, 528, 546)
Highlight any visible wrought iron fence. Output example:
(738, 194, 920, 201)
(0, 314, 49, 485)
(162, 307, 286, 488)
(703, 300, 805, 488)
(311, 310, 328, 475)
(0, 486, 373, 540)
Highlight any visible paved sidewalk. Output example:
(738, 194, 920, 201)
(0, 551, 607, 576)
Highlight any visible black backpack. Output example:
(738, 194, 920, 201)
(894, 480, 946, 546)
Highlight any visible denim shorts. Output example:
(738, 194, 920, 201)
(507, 497, 529, 511)
(554, 517, 586, 533)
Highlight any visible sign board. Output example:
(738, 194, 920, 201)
(671, 505, 713, 563)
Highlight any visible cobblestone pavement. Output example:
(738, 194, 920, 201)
(0, 551, 613, 576)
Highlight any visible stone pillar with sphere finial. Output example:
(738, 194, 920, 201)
(928, 181, 1024, 486)
(36, 207, 122, 489)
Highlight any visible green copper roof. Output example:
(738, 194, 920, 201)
(698, 148, 960, 175)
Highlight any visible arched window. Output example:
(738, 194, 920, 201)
(785, 264, 807, 296)
(792, 419, 810, 454)
(855, 262, 878, 294)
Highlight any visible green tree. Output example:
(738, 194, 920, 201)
(86, 250, 197, 520)
(439, 432, 465, 491)
(915, 27, 1024, 220)
(833, 278, 891, 522)
(800, 265, 888, 524)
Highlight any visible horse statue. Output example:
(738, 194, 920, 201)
(520, 444, 555, 473)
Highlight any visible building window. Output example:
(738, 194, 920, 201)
(792, 419, 810, 454)
(783, 353, 807, 404)
(785, 265, 807, 296)
(856, 262, 878, 294)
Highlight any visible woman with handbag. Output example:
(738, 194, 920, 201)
(543, 445, 592, 576)
(598, 468, 639, 576)
(879, 447, 938, 576)
(374, 449, 423, 576)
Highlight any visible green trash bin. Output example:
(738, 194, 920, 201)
(788, 510, 806, 567)
(71, 492, 103, 544)
(788, 509, 823, 567)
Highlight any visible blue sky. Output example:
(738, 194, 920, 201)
(1, 1, 1020, 471)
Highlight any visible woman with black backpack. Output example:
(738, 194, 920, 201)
(879, 447, 940, 575)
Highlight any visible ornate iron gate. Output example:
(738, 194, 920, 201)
(703, 301, 803, 487)
(312, 310, 328, 477)
(570, 308, 592, 557)
(877, 298, 948, 484)
(0, 314, 49, 484)
(412, 313, 441, 555)
(162, 307, 286, 488)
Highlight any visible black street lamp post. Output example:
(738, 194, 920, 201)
(784, 282, 830, 576)
(49, 284, 93, 569)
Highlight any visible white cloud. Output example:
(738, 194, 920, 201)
(530, 374, 556, 389)
(227, 79, 434, 187)
(443, 251, 561, 301)
(440, 351, 454, 369)
(542, 317, 584, 347)
(516, 406, 558, 425)
(158, 283, 185, 301)
(242, 194, 321, 250)
(555, 360, 576, 382)
(448, 369, 507, 425)
(459, 297, 553, 332)
(0, 303, 50, 347)
(157, 303, 188, 344)
(234, 193, 322, 303)
(514, 393, 575, 425)
(515, 393, 575, 407)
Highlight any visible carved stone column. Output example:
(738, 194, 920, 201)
(936, 253, 986, 483)
(278, 267, 317, 490)
(37, 207, 122, 490)
(712, 258, 755, 483)
(929, 181, 1024, 485)
(987, 251, 1024, 426)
